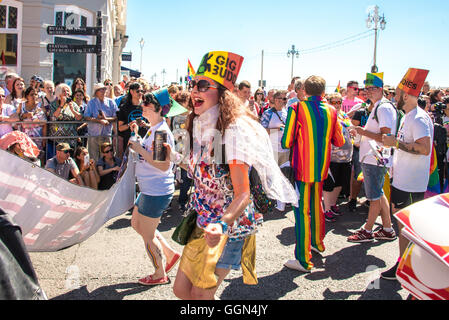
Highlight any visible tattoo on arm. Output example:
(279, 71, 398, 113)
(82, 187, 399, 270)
(397, 141, 421, 155)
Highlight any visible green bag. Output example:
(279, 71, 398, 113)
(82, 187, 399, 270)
(171, 209, 197, 246)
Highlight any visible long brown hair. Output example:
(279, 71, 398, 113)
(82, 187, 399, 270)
(186, 84, 257, 151)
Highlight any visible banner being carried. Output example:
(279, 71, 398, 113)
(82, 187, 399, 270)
(0, 149, 136, 252)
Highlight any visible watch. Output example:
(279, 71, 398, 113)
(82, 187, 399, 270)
(217, 220, 228, 233)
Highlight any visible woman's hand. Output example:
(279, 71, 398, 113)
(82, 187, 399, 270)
(204, 223, 223, 248)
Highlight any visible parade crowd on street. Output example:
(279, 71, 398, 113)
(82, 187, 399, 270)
(1, 51, 449, 300)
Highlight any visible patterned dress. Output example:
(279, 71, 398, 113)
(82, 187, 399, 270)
(18, 103, 47, 151)
(187, 143, 263, 242)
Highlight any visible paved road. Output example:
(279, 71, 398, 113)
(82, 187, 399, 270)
(29, 192, 409, 300)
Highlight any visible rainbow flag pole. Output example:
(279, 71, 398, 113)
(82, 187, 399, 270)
(187, 59, 196, 82)
(335, 81, 341, 93)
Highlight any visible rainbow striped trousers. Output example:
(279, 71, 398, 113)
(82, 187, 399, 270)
(293, 181, 326, 270)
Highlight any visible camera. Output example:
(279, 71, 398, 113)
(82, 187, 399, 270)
(434, 102, 447, 114)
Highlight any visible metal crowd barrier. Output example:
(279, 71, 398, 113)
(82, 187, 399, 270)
(0, 119, 120, 164)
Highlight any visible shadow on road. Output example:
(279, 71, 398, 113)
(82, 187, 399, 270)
(219, 268, 300, 300)
(322, 278, 404, 300)
(52, 283, 151, 300)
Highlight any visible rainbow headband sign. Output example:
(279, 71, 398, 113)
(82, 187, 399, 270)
(397, 68, 429, 97)
(196, 51, 244, 91)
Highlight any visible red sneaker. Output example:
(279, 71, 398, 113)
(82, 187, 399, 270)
(138, 275, 169, 286)
(165, 253, 181, 274)
(347, 228, 374, 243)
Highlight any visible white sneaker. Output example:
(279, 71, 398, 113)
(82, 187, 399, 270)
(284, 259, 311, 273)
(311, 247, 321, 254)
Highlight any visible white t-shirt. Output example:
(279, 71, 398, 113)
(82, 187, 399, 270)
(0, 103, 16, 137)
(135, 120, 175, 196)
(359, 98, 397, 167)
(392, 107, 433, 193)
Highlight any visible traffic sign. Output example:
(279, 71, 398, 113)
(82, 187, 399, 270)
(47, 26, 102, 36)
(47, 44, 101, 54)
(122, 52, 132, 61)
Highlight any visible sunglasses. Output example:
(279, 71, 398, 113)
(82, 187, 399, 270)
(256, 92, 264, 96)
(330, 100, 342, 105)
(105, 83, 113, 86)
(189, 80, 218, 92)
(348, 86, 359, 91)
(276, 97, 288, 101)
(103, 149, 113, 153)
(0, 95, 5, 98)
(135, 89, 144, 93)
(59, 149, 71, 154)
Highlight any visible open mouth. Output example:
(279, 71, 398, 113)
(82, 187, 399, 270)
(193, 97, 204, 108)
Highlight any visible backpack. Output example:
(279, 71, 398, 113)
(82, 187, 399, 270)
(372, 100, 404, 137)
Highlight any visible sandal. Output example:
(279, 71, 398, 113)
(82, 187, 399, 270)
(138, 275, 170, 286)
(165, 253, 181, 274)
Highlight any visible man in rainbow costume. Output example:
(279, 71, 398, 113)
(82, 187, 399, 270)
(281, 75, 345, 272)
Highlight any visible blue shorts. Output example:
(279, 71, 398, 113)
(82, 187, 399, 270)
(135, 193, 173, 218)
(361, 163, 387, 201)
(216, 238, 245, 270)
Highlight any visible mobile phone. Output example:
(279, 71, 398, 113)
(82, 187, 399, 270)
(84, 154, 90, 166)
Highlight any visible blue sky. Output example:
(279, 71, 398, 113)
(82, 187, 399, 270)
(124, 0, 449, 92)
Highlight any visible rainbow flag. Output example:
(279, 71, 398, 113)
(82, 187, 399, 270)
(425, 145, 442, 198)
(187, 59, 196, 81)
(335, 81, 341, 93)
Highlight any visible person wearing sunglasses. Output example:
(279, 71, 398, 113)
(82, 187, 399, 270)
(117, 82, 147, 159)
(84, 83, 119, 162)
(97, 142, 122, 190)
(260, 89, 291, 212)
(168, 51, 297, 300)
(45, 142, 84, 186)
(342, 80, 364, 114)
(128, 88, 184, 287)
(322, 92, 354, 222)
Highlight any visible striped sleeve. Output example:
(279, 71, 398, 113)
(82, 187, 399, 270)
(281, 103, 298, 149)
(331, 110, 345, 148)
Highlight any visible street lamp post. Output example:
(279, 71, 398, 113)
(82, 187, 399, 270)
(366, 5, 386, 73)
(139, 37, 145, 73)
(161, 69, 166, 86)
(287, 45, 299, 80)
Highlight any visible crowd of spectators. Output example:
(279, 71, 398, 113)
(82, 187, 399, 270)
(0, 72, 188, 191)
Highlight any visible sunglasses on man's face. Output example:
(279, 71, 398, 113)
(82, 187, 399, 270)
(331, 100, 342, 105)
(189, 80, 218, 93)
(348, 86, 359, 91)
(104, 149, 113, 153)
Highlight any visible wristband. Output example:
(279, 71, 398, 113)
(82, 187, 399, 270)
(395, 139, 399, 149)
(217, 220, 228, 233)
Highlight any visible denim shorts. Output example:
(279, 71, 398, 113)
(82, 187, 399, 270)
(361, 163, 387, 201)
(216, 238, 245, 270)
(135, 193, 173, 219)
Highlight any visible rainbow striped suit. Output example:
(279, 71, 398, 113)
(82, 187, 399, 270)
(282, 96, 345, 270)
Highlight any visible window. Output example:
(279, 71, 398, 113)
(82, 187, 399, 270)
(0, 6, 6, 28)
(52, 6, 94, 92)
(8, 6, 17, 29)
(0, 1, 21, 71)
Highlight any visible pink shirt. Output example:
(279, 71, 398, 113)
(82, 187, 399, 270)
(342, 96, 364, 114)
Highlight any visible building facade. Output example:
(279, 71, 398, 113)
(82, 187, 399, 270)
(0, 0, 127, 95)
